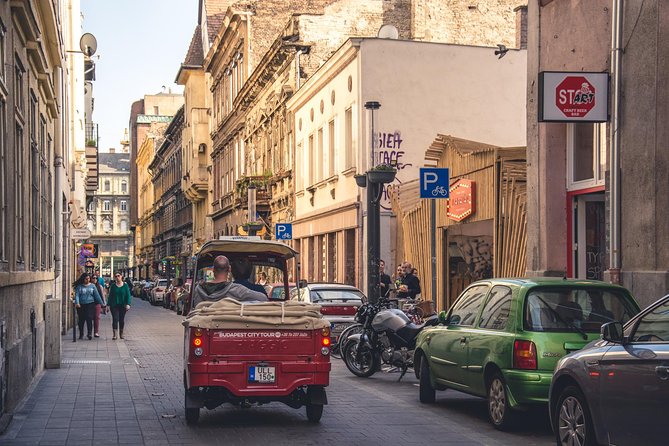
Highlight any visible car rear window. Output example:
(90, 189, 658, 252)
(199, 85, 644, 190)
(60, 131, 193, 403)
(310, 289, 364, 303)
(524, 287, 638, 333)
(157, 280, 168, 287)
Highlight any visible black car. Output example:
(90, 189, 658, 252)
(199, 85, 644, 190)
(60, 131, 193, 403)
(549, 294, 669, 446)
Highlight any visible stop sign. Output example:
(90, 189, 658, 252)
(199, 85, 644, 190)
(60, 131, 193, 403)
(555, 76, 595, 118)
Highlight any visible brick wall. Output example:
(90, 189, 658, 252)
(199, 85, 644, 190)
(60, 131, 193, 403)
(412, 0, 520, 48)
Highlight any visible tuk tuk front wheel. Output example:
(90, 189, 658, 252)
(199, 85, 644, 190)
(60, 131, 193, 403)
(306, 403, 323, 422)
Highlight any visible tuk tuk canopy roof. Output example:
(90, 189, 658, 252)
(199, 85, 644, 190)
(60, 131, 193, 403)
(197, 238, 297, 260)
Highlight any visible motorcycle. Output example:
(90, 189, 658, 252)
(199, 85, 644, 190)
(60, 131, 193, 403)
(341, 296, 438, 380)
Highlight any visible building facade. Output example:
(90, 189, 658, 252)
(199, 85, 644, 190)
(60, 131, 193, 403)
(87, 152, 133, 279)
(0, 0, 80, 418)
(128, 92, 183, 277)
(176, 21, 212, 257)
(149, 107, 193, 283)
(287, 38, 527, 291)
(526, 0, 669, 308)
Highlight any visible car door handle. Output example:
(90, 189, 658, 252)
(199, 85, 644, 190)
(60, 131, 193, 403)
(656, 365, 669, 380)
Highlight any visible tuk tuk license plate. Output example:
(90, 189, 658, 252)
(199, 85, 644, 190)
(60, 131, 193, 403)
(249, 366, 275, 383)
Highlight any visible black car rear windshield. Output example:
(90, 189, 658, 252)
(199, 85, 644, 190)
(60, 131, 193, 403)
(524, 287, 638, 333)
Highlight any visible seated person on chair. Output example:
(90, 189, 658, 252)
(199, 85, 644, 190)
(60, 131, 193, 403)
(231, 258, 268, 296)
(555, 290, 583, 327)
(190, 255, 267, 309)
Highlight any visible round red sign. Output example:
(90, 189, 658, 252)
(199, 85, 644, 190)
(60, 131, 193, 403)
(555, 76, 595, 118)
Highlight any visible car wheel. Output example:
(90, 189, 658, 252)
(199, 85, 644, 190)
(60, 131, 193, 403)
(555, 385, 596, 446)
(305, 403, 323, 423)
(487, 372, 515, 430)
(419, 355, 436, 403)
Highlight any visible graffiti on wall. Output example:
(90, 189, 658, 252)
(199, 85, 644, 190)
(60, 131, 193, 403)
(374, 131, 413, 210)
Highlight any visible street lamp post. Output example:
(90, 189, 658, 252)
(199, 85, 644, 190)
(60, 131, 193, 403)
(362, 101, 388, 304)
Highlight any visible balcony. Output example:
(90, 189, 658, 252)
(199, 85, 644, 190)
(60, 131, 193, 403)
(234, 175, 271, 209)
(84, 123, 99, 194)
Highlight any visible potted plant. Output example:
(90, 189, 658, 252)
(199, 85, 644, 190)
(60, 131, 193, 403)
(367, 163, 397, 184)
(354, 174, 367, 187)
(242, 221, 264, 235)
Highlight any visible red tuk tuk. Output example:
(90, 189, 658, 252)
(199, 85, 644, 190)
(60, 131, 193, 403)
(183, 237, 331, 424)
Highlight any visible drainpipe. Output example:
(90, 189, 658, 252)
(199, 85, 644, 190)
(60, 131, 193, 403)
(608, 0, 623, 284)
(296, 49, 302, 90)
(54, 66, 64, 279)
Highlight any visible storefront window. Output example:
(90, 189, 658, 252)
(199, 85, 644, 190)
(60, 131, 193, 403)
(567, 123, 606, 190)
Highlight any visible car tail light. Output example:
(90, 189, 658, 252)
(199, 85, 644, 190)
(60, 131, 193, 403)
(192, 328, 205, 357)
(513, 340, 537, 370)
(320, 327, 330, 355)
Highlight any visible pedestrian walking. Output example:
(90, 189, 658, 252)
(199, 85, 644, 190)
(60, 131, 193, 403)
(91, 273, 107, 338)
(107, 272, 132, 340)
(397, 262, 421, 300)
(73, 273, 105, 340)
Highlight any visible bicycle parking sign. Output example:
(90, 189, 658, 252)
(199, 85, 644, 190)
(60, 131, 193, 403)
(419, 168, 450, 199)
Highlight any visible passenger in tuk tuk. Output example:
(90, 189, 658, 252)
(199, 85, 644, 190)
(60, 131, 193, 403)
(190, 255, 267, 310)
(231, 257, 268, 296)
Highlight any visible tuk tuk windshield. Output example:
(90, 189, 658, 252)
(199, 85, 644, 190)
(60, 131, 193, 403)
(194, 252, 290, 299)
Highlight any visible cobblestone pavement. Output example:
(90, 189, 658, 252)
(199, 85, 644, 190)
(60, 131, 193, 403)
(0, 299, 553, 446)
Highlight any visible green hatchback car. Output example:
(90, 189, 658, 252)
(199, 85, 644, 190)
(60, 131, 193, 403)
(414, 278, 640, 430)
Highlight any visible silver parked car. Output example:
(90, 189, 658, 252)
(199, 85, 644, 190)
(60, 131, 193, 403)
(549, 294, 669, 446)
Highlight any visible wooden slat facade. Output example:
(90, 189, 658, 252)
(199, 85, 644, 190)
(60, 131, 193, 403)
(389, 136, 526, 311)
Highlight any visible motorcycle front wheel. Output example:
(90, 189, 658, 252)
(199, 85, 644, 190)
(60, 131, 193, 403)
(331, 323, 364, 359)
(342, 338, 380, 378)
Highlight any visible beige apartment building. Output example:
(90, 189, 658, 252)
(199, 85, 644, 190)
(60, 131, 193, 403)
(202, 0, 523, 243)
(86, 151, 133, 280)
(287, 38, 527, 291)
(129, 92, 183, 277)
(177, 20, 213, 256)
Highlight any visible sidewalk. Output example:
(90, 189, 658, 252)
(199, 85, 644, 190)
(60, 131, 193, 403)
(0, 303, 161, 445)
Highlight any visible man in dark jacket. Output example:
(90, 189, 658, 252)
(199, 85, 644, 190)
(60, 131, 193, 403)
(397, 262, 421, 300)
(379, 259, 392, 298)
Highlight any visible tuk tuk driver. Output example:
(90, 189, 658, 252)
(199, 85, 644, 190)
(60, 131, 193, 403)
(190, 255, 267, 309)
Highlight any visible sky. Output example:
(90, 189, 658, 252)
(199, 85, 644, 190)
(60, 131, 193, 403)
(81, 0, 198, 152)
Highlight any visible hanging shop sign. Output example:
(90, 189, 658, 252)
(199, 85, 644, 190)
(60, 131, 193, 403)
(539, 72, 609, 122)
(447, 179, 476, 222)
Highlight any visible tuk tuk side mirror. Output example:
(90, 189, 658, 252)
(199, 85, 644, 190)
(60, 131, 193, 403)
(438, 310, 448, 324)
(601, 321, 624, 344)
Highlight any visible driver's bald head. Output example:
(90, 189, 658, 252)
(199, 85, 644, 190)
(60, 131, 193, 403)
(213, 255, 231, 276)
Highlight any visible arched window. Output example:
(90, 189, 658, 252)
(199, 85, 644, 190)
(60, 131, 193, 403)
(121, 180, 127, 193)
(87, 219, 95, 232)
(103, 219, 111, 232)
(87, 199, 95, 212)
(104, 180, 110, 191)
(120, 220, 128, 233)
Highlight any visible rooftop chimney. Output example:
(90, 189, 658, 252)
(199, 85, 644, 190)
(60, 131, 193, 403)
(514, 5, 528, 49)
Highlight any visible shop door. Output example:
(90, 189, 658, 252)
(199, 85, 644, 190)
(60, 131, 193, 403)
(573, 194, 605, 280)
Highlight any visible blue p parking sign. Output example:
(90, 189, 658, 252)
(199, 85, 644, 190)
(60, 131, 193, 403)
(275, 223, 292, 240)
(419, 168, 450, 199)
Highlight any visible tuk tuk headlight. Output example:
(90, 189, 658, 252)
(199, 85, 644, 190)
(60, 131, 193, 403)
(321, 347, 330, 356)
(194, 347, 203, 357)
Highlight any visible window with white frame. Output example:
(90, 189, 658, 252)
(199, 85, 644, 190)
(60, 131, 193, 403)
(120, 220, 128, 232)
(87, 199, 95, 212)
(567, 123, 606, 190)
(345, 107, 353, 169)
(120, 200, 127, 211)
(104, 179, 110, 191)
(328, 119, 336, 177)
(308, 134, 315, 186)
(317, 127, 324, 182)
(121, 180, 127, 193)
(87, 218, 95, 232)
(103, 200, 111, 211)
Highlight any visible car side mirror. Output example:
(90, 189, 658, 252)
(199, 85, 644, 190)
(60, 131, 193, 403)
(438, 310, 448, 324)
(601, 321, 624, 344)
